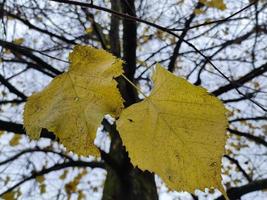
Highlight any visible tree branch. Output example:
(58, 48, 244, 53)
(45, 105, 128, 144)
(0, 120, 56, 140)
(228, 128, 267, 147)
(3, 10, 76, 45)
(0, 147, 73, 166)
(167, 2, 202, 72)
(212, 61, 267, 96)
(0, 74, 27, 100)
(223, 155, 252, 182)
(0, 160, 105, 197)
(229, 116, 267, 123)
(216, 178, 267, 200)
(222, 92, 255, 103)
(0, 39, 62, 76)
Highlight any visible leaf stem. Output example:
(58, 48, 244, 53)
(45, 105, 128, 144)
(121, 74, 148, 98)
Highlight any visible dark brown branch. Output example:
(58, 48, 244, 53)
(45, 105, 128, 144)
(170, 2, 256, 31)
(223, 155, 252, 182)
(227, 128, 267, 147)
(0, 120, 55, 140)
(0, 99, 25, 105)
(216, 178, 267, 200)
(167, 2, 202, 72)
(229, 116, 267, 123)
(81, 8, 107, 49)
(195, 26, 259, 85)
(222, 92, 255, 103)
(2, 58, 56, 78)
(0, 120, 26, 134)
(0, 148, 73, 166)
(0, 74, 27, 100)
(0, 39, 62, 76)
(3, 10, 76, 44)
(212, 61, 267, 96)
(0, 160, 105, 197)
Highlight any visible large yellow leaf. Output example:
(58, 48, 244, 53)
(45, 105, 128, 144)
(117, 65, 228, 193)
(24, 45, 124, 156)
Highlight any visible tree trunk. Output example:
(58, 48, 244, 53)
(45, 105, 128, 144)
(102, 1, 158, 199)
(109, 0, 121, 57)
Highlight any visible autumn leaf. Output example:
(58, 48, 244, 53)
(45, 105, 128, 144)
(13, 38, 25, 45)
(23, 45, 124, 156)
(117, 65, 228, 193)
(36, 175, 46, 194)
(65, 169, 87, 196)
(1, 190, 21, 200)
(1, 191, 16, 200)
(194, 8, 204, 15)
(0, 131, 5, 138)
(200, 0, 226, 10)
(9, 134, 21, 146)
(60, 170, 69, 180)
(85, 27, 93, 34)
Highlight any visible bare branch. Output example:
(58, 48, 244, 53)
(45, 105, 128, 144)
(228, 128, 267, 147)
(0, 160, 105, 197)
(216, 178, 267, 200)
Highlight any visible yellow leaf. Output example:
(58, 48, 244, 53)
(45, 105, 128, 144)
(7, 16, 14, 20)
(36, 175, 46, 194)
(194, 8, 204, 15)
(60, 169, 69, 180)
(78, 191, 85, 200)
(1, 191, 16, 200)
(85, 27, 93, 34)
(13, 38, 24, 45)
(3, 48, 11, 54)
(23, 45, 124, 156)
(40, 184, 46, 193)
(0, 131, 5, 138)
(36, 175, 45, 183)
(155, 30, 164, 39)
(1, 190, 21, 200)
(117, 65, 228, 193)
(200, 0, 226, 10)
(65, 169, 87, 194)
(142, 35, 150, 43)
(9, 134, 21, 146)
